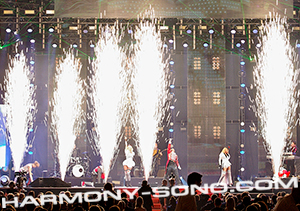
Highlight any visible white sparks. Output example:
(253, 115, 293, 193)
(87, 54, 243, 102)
(131, 9, 170, 180)
(51, 50, 84, 181)
(89, 25, 126, 182)
(253, 13, 300, 177)
(3, 51, 37, 171)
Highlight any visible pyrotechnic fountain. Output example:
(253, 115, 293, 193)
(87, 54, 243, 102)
(51, 50, 84, 181)
(131, 10, 170, 180)
(253, 14, 300, 178)
(3, 51, 37, 171)
(88, 25, 126, 182)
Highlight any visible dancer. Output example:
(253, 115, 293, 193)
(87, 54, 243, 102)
(20, 161, 40, 185)
(217, 147, 233, 186)
(164, 140, 181, 185)
(123, 139, 135, 187)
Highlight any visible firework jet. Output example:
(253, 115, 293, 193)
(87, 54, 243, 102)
(51, 50, 84, 181)
(253, 14, 299, 177)
(3, 51, 37, 171)
(89, 25, 126, 182)
(131, 10, 170, 180)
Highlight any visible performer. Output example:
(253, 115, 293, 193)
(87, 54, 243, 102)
(123, 140, 135, 187)
(20, 161, 40, 185)
(151, 142, 162, 177)
(217, 147, 233, 186)
(164, 140, 181, 185)
(291, 141, 298, 155)
(92, 165, 105, 183)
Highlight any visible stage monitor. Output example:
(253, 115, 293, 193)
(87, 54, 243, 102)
(55, 0, 292, 19)
(30, 178, 71, 187)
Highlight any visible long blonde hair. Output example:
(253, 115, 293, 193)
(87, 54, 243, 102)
(222, 147, 229, 154)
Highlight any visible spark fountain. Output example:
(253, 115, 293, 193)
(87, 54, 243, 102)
(51, 50, 84, 181)
(253, 14, 300, 178)
(3, 51, 37, 171)
(131, 9, 170, 180)
(89, 25, 126, 182)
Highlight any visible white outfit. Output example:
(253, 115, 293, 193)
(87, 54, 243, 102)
(123, 148, 135, 168)
(217, 152, 233, 185)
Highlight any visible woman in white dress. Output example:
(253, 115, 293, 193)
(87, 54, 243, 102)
(123, 140, 135, 186)
(217, 147, 233, 186)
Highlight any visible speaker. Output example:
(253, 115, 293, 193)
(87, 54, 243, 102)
(30, 178, 71, 187)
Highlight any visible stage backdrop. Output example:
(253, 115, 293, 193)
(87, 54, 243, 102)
(54, 0, 292, 19)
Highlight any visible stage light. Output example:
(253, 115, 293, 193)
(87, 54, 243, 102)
(236, 43, 241, 48)
(230, 29, 236, 34)
(27, 26, 33, 33)
(30, 60, 35, 65)
(240, 129, 245, 133)
(0, 175, 10, 186)
(240, 144, 244, 148)
(182, 41, 188, 48)
(252, 27, 259, 34)
(169, 128, 174, 132)
(163, 43, 168, 48)
(169, 39, 174, 44)
(240, 61, 245, 65)
(90, 43, 95, 48)
(170, 105, 175, 110)
(241, 39, 246, 44)
(203, 42, 209, 48)
(240, 150, 245, 155)
(128, 29, 133, 34)
(82, 26, 88, 34)
(170, 60, 174, 65)
(297, 43, 300, 48)
(52, 43, 58, 48)
(28, 151, 33, 155)
(208, 29, 214, 34)
(72, 43, 78, 48)
(186, 28, 192, 34)
(30, 39, 35, 44)
(256, 43, 261, 48)
(240, 83, 245, 88)
(48, 26, 55, 33)
(241, 167, 245, 172)
(170, 84, 175, 89)
(6, 27, 11, 33)
(240, 121, 245, 126)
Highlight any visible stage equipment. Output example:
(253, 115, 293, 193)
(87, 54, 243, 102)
(0, 175, 10, 186)
(30, 177, 71, 187)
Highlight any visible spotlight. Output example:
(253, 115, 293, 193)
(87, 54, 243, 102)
(208, 29, 214, 34)
(236, 43, 241, 48)
(240, 129, 245, 133)
(52, 43, 58, 48)
(163, 43, 168, 48)
(240, 83, 245, 88)
(170, 105, 175, 110)
(240, 150, 245, 155)
(241, 167, 245, 172)
(29, 60, 35, 65)
(169, 128, 174, 132)
(256, 43, 261, 48)
(28, 151, 33, 155)
(72, 43, 78, 48)
(296, 43, 300, 48)
(82, 26, 88, 34)
(230, 28, 236, 34)
(0, 175, 10, 186)
(170, 84, 175, 89)
(128, 29, 133, 34)
(27, 26, 33, 33)
(48, 26, 55, 33)
(186, 28, 192, 34)
(168, 39, 174, 44)
(240, 121, 245, 126)
(169, 60, 174, 65)
(252, 27, 259, 34)
(240, 61, 245, 65)
(6, 27, 11, 33)
(90, 43, 95, 48)
(30, 39, 35, 44)
(240, 39, 246, 44)
(182, 41, 188, 48)
(203, 42, 209, 48)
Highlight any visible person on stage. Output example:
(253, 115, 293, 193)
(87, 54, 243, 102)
(20, 161, 40, 185)
(164, 140, 181, 185)
(151, 142, 162, 177)
(123, 139, 135, 187)
(217, 147, 233, 186)
(291, 141, 298, 155)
